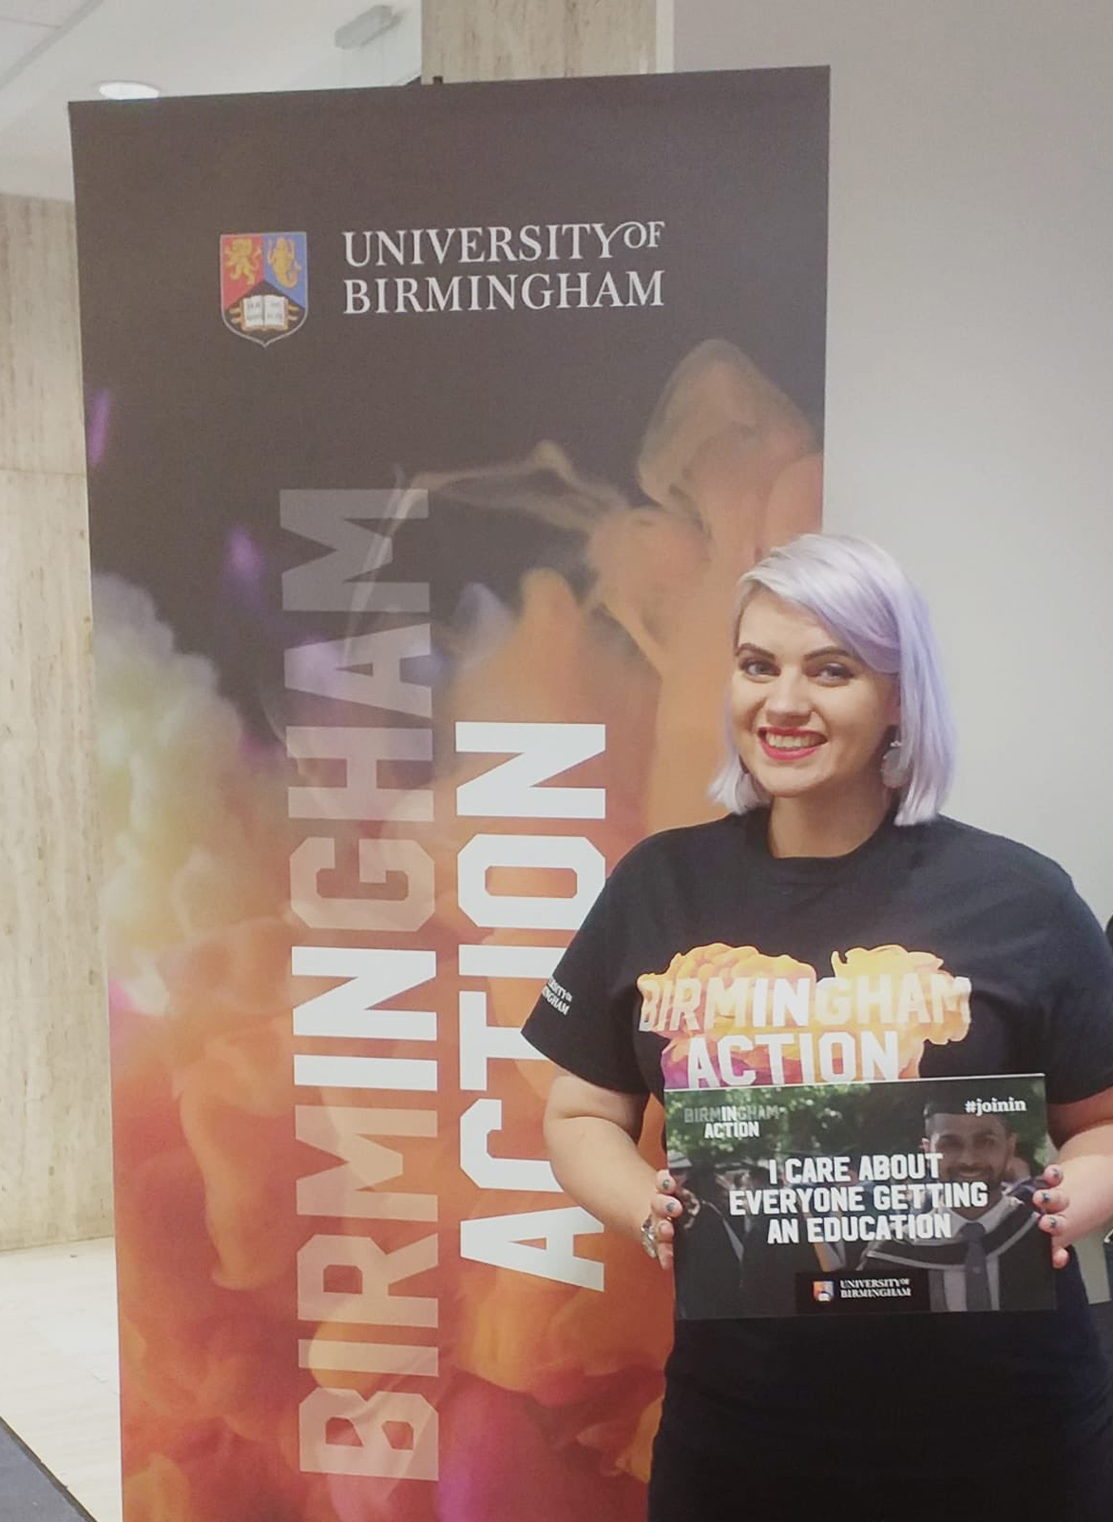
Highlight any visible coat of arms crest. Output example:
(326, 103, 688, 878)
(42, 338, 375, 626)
(220, 233, 308, 346)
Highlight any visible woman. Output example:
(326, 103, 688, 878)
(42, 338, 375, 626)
(522, 534, 1113, 1519)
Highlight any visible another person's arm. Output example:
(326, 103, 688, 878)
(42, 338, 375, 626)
(544, 1069, 684, 1269)
(1031, 887, 1113, 1267)
(1036, 1086, 1113, 1269)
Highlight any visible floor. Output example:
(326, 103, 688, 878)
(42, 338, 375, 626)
(0, 1239, 121, 1522)
(0, 1235, 1107, 1522)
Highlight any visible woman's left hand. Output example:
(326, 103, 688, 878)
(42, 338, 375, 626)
(1034, 1165, 1073, 1269)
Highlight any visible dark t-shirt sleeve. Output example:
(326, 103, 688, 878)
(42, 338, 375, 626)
(1040, 882, 1113, 1105)
(521, 851, 648, 1095)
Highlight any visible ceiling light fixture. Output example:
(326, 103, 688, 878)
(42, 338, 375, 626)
(97, 81, 161, 101)
(335, 5, 398, 50)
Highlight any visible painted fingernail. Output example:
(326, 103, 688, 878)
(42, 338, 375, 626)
(1046, 1216, 1060, 1229)
(660, 1177, 673, 1192)
(1040, 1191, 1052, 1204)
(667, 1201, 681, 1215)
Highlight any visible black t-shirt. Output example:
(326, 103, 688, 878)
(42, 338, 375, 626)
(523, 809, 1113, 1465)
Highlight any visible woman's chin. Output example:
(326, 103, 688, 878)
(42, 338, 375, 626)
(752, 768, 827, 800)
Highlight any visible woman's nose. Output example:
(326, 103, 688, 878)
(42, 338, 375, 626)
(763, 671, 810, 722)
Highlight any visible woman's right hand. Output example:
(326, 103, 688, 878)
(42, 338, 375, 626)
(645, 1170, 694, 1269)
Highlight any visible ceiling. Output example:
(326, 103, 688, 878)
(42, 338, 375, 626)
(0, 0, 421, 199)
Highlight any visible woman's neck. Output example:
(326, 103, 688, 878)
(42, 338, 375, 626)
(766, 782, 894, 860)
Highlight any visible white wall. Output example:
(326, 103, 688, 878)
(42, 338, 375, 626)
(676, 1, 1113, 922)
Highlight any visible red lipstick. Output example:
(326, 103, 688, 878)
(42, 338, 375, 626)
(758, 727, 826, 762)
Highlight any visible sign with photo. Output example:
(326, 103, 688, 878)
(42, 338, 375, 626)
(664, 1074, 1054, 1318)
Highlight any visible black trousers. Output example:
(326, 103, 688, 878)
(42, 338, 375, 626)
(647, 1416, 1113, 1521)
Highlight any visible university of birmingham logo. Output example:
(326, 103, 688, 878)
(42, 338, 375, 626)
(812, 1279, 837, 1304)
(220, 233, 308, 346)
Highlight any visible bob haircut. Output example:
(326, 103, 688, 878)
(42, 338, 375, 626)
(708, 534, 956, 826)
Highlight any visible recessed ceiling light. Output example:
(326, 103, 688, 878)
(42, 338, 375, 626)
(97, 81, 161, 101)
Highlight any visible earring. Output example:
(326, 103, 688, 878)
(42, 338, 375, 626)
(881, 731, 903, 788)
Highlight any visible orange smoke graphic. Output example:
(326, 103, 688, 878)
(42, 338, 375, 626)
(639, 942, 971, 1090)
(100, 341, 822, 1520)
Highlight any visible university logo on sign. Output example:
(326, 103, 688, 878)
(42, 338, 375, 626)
(220, 233, 308, 346)
(812, 1280, 837, 1304)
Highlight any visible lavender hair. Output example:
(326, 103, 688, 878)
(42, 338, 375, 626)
(708, 534, 956, 826)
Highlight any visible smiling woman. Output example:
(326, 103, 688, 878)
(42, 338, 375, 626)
(729, 594, 900, 853)
(710, 534, 955, 836)
(523, 531, 1113, 1521)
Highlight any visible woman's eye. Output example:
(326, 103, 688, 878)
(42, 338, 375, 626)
(816, 663, 853, 682)
(738, 658, 775, 677)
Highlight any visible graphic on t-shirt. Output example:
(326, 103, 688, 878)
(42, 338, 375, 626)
(637, 943, 972, 1089)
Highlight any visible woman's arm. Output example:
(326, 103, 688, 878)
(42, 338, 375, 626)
(1037, 1086, 1113, 1268)
(544, 1069, 683, 1267)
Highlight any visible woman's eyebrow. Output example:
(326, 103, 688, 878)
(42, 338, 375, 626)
(734, 641, 856, 661)
(806, 645, 856, 661)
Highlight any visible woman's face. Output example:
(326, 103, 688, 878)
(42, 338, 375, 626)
(730, 590, 900, 805)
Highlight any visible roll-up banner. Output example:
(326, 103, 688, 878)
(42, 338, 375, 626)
(70, 68, 828, 1522)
